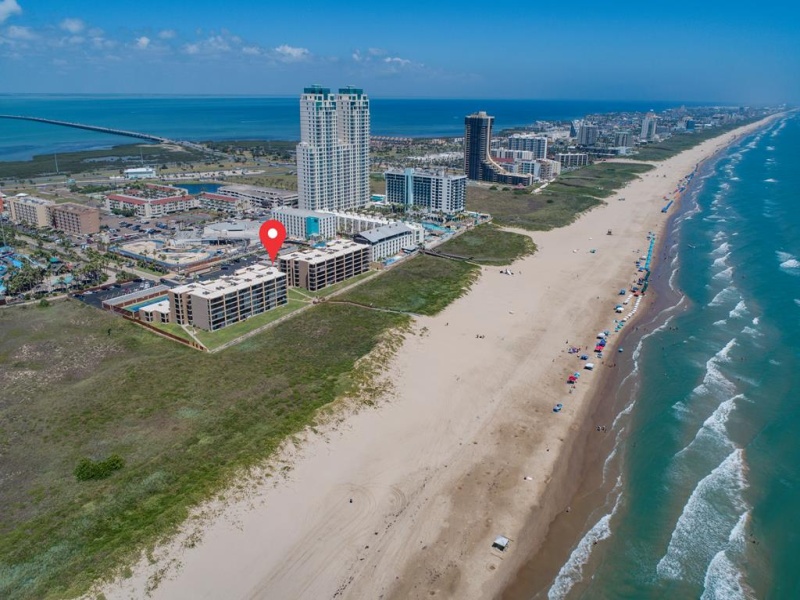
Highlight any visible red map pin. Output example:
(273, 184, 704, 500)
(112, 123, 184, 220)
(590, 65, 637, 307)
(259, 220, 287, 263)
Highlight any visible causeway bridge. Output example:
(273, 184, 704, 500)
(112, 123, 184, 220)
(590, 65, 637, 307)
(0, 114, 170, 144)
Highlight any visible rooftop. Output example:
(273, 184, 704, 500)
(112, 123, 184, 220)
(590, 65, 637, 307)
(280, 239, 369, 265)
(172, 264, 285, 298)
(354, 222, 414, 244)
(51, 202, 99, 214)
(10, 196, 55, 207)
(272, 206, 333, 219)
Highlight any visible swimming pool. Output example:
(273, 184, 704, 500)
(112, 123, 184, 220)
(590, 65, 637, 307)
(124, 296, 168, 312)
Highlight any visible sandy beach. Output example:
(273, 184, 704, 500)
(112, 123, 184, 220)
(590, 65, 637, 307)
(99, 117, 776, 600)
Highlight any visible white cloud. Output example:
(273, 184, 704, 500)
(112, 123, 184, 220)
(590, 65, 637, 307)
(368, 47, 386, 57)
(273, 44, 309, 62)
(158, 29, 176, 40)
(60, 18, 85, 34)
(5, 24, 35, 40)
(384, 56, 411, 67)
(242, 45, 261, 56)
(135, 36, 150, 49)
(0, 0, 21, 25)
(183, 42, 200, 55)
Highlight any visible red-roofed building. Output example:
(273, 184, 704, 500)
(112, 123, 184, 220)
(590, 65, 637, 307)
(105, 188, 200, 218)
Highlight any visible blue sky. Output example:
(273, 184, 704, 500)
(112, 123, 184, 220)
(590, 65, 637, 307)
(0, 0, 798, 102)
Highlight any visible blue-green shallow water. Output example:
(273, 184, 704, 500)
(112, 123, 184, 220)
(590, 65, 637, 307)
(547, 114, 800, 599)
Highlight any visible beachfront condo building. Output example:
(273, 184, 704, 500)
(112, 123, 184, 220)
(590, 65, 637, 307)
(640, 114, 658, 142)
(50, 203, 101, 235)
(464, 111, 532, 186)
(271, 206, 337, 240)
(297, 85, 370, 212)
(8, 196, 55, 228)
(557, 153, 590, 169)
(577, 123, 599, 146)
(278, 239, 370, 291)
(614, 131, 632, 148)
(384, 168, 466, 214)
(168, 264, 287, 331)
(353, 222, 417, 261)
(507, 134, 548, 159)
(215, 184, 299, 210)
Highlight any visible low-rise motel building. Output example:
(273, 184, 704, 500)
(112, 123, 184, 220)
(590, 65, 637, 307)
(168, 264, 287, 331)
(353, 222, 417, 261)
(105, 184, 198, 218)
(278, 239, 370, 292)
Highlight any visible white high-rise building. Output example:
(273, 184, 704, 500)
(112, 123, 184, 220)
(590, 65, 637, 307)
(297, 85, 370, 212)
(507, 134, 548, 159)
(640, 113, 657, 142)
(577, 123, 599, 146)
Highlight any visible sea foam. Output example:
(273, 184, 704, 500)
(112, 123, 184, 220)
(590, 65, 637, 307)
(777, 251, 800, 273)
(656, 449, 749, 582)
(701, 511, 751, 600)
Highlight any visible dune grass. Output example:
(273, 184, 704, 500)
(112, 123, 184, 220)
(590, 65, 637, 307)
(436, 224, 536, 265)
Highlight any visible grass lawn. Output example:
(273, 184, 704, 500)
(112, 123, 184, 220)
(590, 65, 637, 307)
(466, 162, 654, 231)
(340, 254, 479, 315)
(437, 224, 536, 265)
(307, 271, 376, 298)
(149, 321, 196, 344)
(0, 299, 407, 600)
(193, 299, 307, 350)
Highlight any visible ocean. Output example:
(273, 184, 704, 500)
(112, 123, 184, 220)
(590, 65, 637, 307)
(537, 113, 800, 598)
(0, 96, 692, 162)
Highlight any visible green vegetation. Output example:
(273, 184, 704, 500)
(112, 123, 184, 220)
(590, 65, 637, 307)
(437, 224, 536, 265)
(341, 254, 479, 315)
(634, 119, 757, 161)
(0, 143, 205, 180)
(73, 454, 125, 481)
(304, 271, 375, 298)
(193, 298, 307, 350)
(0, 300, 407, 599)
(467, 162, 655, 231)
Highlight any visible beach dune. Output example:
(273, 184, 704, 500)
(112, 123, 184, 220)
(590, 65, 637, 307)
(101, 118, 775, 600)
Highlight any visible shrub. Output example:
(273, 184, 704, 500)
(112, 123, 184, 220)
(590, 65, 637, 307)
(74, 454, 125, 481)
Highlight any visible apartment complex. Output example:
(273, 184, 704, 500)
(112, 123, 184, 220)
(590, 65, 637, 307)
(614, 131, 632, 148)
(297, 85, 370, 212)
(557, 153, 590, 168)
(464, 111, 532, 186)
(51, 203, 101, 235)
(8, 196, 55, 228)
(536, 159, 562, 180)
(327, 211, 425, 245)
(271, 206, 336, 240)
(198, 192, 239, 213)
(215, 185, 299, 210)
(168, 264, 287, 331)
(106, 185, 198, 218)
(507, 134, 548, 158)
(577, 123, 599, 146)
(384, 168, 466, 214)
(353, 222, 417, 261)
(278, 239, 370, 291)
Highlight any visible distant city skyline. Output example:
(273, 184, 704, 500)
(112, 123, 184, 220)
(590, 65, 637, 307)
(0, 0, 798, 103)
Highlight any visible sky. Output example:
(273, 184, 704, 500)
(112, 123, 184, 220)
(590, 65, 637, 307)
(0, 0, 798, 102)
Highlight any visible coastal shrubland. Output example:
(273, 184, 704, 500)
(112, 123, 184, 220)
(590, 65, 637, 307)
(467, 162, 654, 230)
(0, 252, 481, 599)
(437, 224, 536, 265)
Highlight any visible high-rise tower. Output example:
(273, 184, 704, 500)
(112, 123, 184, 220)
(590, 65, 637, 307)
(297, 85, 370, 211)
(464, 111, 532, 186)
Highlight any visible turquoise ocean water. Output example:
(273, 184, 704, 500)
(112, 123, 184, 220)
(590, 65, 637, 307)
(0, 96, 691, 161)
(543, 113, 800, 599)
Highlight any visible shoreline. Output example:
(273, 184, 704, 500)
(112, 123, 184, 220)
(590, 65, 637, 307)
(497, 121, 776, 599)
(97, 116, 779, 600)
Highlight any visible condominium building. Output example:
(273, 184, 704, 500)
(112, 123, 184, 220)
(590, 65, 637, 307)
(8, 195, 55, 228)
(614, 131, 632, 148)
(297, 85, 370, 212)
(353, 222, 416, 261)
(198, 192, 240, 213)
(557, 153, 590, 168)
(577, 123, 599, 146)
(326, 211, 425, 246)
(492, 148, 535, 161)
(507, 134, 548, 159)
(50, 203, 100, 235)
(215, 185, 299, 210)
(384, 168, 466, 214)
(640, 114, 658, 142)
(271, 206, 337, 240)
(106, 185, 198, 218)
(536, 159, 562, 181)
(278, 239, 370, 291)
(464, 111, 533, 186)
(168, 264, 287, 331)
